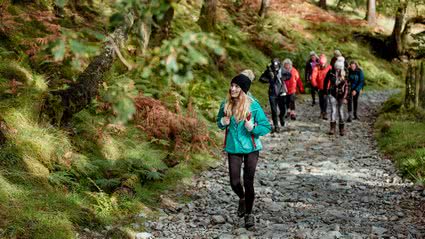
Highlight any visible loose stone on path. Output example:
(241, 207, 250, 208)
(140, 91, 425, 238)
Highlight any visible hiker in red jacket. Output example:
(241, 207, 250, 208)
(305, 51, 319, 106)
(282, 58, 304, 120)
(311, 54, 332, 119)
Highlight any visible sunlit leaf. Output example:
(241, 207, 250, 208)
(52, 39, 66, 62)
(55, 0, 67, 8)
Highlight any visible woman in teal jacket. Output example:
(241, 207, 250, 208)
(216, 71, 271, 228)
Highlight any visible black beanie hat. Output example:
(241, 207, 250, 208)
(231, 74, 251, 94)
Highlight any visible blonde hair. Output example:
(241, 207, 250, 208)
(224, 90, 252, 122)
(336, 68, 346, 80)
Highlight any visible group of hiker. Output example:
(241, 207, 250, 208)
(305, 50, 365, 135)
(215, 49, 365, 229)
(262, 49, 365, 135)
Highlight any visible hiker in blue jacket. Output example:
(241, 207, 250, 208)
(217, 71, 271, 229)
(347, 60, 365, 122)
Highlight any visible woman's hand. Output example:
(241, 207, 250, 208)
(244, 119, 254, 132)
(352, 90, 357, 96)
(221, 117, 230, 126)
(343, 99, 348, 104)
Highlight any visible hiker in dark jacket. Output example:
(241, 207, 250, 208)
(259, 58, 290, 133)
(305, 51, 319, 106)
(347, 60, 365, 121)
(217, 71, 271, 228)
(324, 58, 349, 136)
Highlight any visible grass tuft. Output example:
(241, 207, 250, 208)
(375, 94, 425, 184)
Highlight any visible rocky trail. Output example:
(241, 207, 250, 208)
(141, 91, 425, 239)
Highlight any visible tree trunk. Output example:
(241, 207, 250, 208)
(149, 4, 174, 47)
(367, 0, 376, 26)
(258, 0, 270, 17)
(0, 117, 6, 146)
(400, 16, 425, 56)
(420, 61, 425, 108)
(198, 0, 217, 32)
(319, 0, 327, 10)
(40, 15, 134, 126)
(391, 1, 408, 56)
(405, 62, 413, 108)
(365, 0, 369, 20)
(415, 61, 421, 107)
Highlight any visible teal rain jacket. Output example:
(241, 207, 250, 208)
(217, 97, 271, 154)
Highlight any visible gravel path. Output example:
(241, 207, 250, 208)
(142, 91, 425, 239)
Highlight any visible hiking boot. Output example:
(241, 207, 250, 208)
(279, 118, 285, 127)
(328, 122, 336, 135)
(353, 115, 359, 120)
(244, 214, 255, 229)
(275, 126, 280, 133)
(339, 123, 345, 136)
(322, 113, 328, 120)
(347, 115, 352, 123)
(312, 101, 316, 106)
(237, 198, 246, 218)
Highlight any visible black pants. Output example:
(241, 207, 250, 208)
(228, 151, 259, 215)
(318, 90, 327, 114)
(347, 92, 359, 117)
(310, 84, 317, 104)
(269, 95, 286, 127)
(285, 94, 296, 111)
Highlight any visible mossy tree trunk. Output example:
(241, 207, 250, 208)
(41, 16, 134, 126)
(149, 3, 175, 47)
(405, 62, 415, 108)
(420, 61, 425, 108)
(198, 0, 217, 32)
(391, 1, 408, 56)
(405, 61, 425, 108)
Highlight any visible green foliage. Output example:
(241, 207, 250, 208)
(49, 29, 103, 71)
(3, 109, 73, 171)
(99, 75, 138, 124)
(141, 32, 224, 85)
(86, 191, 118, 224)
(375, 94, 425, 184)
(0, 0, 412, 237)
(379, 93, 403, 113)
(0, 175, 95, 238)
(55, 0, 67, 8)
(110, 0, 172, 50)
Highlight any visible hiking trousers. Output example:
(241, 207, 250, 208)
(269, 95, 286, 127)
(310, 83, 317, 104)
(228, 151, 259, 215)
(318, 90, 328, 114)
(329, 95, 345, 123)
(347, 92, 359, 117)
(285, 94, 296, 111)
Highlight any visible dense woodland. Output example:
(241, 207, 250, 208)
(0, 0, 424, 238)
